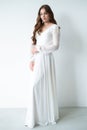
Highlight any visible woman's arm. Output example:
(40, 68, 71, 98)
(29, 43, 35, 71)
(29, 43, 35, 62)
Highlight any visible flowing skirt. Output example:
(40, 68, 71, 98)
(25, 53, 59, 128)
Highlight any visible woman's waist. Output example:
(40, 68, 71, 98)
(34, 52, 53, 60)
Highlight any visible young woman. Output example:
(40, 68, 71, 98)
(25, 4, 60, 128)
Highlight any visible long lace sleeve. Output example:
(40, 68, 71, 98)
(36, 25, 60, 54)
(29, 43, 35, 62)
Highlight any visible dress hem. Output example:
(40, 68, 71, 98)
(24, 118, 59, 128)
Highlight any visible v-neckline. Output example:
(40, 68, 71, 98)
(40, 24, 56, 34)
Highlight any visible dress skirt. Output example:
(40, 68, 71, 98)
(25, 52, 59, 128)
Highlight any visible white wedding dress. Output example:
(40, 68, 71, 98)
(25, 24, 60, 128)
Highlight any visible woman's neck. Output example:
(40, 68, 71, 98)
(43, 22, 52, 27)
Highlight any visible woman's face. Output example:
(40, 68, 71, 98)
(40, 8, 50, 23)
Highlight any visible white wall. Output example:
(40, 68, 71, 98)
(0, 0, 87, 107)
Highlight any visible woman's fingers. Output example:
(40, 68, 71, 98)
(29, 61, 35, 71)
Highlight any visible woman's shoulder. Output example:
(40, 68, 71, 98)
(51, 24, 60, 29)
(50, 24, 60, 33)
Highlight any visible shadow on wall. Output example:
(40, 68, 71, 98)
(55, 14, 83, 107)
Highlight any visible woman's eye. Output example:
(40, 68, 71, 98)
(44, 12, 47, 15)
(40, 12, 48, 16)
(40, 13, 43, 16)
(45, 12, 48, 15)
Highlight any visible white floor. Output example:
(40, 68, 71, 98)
(0, 107, 87, 130)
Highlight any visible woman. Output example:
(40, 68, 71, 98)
(25, 4, 60, 128)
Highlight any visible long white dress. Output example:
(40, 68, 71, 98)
(25, 24, 60, 128)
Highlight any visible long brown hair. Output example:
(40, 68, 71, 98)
(31, 4, 57, 45)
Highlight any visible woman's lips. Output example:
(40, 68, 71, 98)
(43, 18, 46, 20)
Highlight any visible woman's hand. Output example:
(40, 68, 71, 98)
(29, 61, 35, 71)
(31, 46, 38, 54)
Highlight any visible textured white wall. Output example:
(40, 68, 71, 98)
(0, 0, 87, 107)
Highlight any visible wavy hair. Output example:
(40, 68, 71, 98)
(31, 5, 57, 45)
